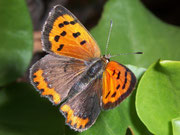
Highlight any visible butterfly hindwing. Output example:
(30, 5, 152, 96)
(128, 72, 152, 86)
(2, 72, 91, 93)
(30, 54, 87, 105)
(60, 78, 102, 132)
(102, 61, 136, 110)
(42, 5, 101, 61)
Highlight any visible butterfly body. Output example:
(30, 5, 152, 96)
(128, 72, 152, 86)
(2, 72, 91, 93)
(67, 57, 107, 99)
(30, 5, 136, 132)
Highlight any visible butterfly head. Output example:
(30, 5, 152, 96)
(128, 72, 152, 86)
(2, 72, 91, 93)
(102, 54, 111, 64)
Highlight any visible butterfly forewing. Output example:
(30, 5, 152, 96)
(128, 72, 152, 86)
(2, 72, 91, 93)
(30, 54, 87, 105)
(42, 5, 101, 61)
(102, 61, 136, 110)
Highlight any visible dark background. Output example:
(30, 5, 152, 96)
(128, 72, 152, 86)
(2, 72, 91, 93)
(27, 0, 180, 31)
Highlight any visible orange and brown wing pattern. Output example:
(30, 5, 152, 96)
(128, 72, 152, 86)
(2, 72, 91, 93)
(102, 61, 136, 110)
(30, 55, 86, 105)
(32, 69, 61, 104)
(60, 78, 102, 132)
(42, 5, 101, 61)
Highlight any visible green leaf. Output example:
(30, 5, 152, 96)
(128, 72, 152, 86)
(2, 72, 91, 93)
(126, 65, 146, 80)
(136, 60, 180, 135)
(91, 0, 180, 68)
(172, 117, 180, 135)
(0, 83, 65, 135)
(64, 66, 150, 135)
(0, 0, 33, 86)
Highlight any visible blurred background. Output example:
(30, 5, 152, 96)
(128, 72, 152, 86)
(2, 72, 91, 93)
(28, 0, 180, 31)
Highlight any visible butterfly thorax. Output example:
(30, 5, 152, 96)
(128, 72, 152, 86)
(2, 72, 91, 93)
(68, 58, 107, 98)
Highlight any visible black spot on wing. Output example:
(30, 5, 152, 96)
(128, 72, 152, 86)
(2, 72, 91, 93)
(63, 21, 69, 25)
(73, 32, 80, 38)
(79, 125, 82, 129)
(54, 35, 60, 42)
(105, 91, 110, 99)
(40, 89, 44, 93)
(32, 75, 37, 78)
(57, 44, 64, 51)
(59, 23, 64, 28)
(80, 40, 86, 45)
(60, 31, 66, 36)
(35, 82, 39, 86)
(117, 71, 120, 79)
(116, 84, 120, 89)
(111, 92, 116, 97)
(125, 71, 127, 77)
(122, 78, 127, 89)
(122, 71, 128, 89)
(70, 21, 76, 25)
(112, 70, 115, 76)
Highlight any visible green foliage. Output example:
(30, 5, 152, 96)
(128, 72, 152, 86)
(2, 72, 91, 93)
(0, 0, 179, 135)
(91, 0, 180, 68)
(0, 83, 65, 135)
(136, 60, 180, 135)
(0, 0, 33, 86)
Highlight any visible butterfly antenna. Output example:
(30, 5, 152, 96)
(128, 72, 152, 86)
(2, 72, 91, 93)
(105, 20, 113, 55)
(111, 52, 143, 58)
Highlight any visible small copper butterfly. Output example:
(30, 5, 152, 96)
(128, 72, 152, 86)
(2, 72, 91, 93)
(30, 5, 137, 132)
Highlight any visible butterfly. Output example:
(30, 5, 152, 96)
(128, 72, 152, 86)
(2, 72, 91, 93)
(30, 5, 136, 132)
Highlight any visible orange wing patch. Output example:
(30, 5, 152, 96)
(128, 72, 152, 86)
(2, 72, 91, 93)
(61, 104, 89, 129)
(33, 69, 61, 104)
(102, 61, 136, 110)
(42, 5, 100, 60)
